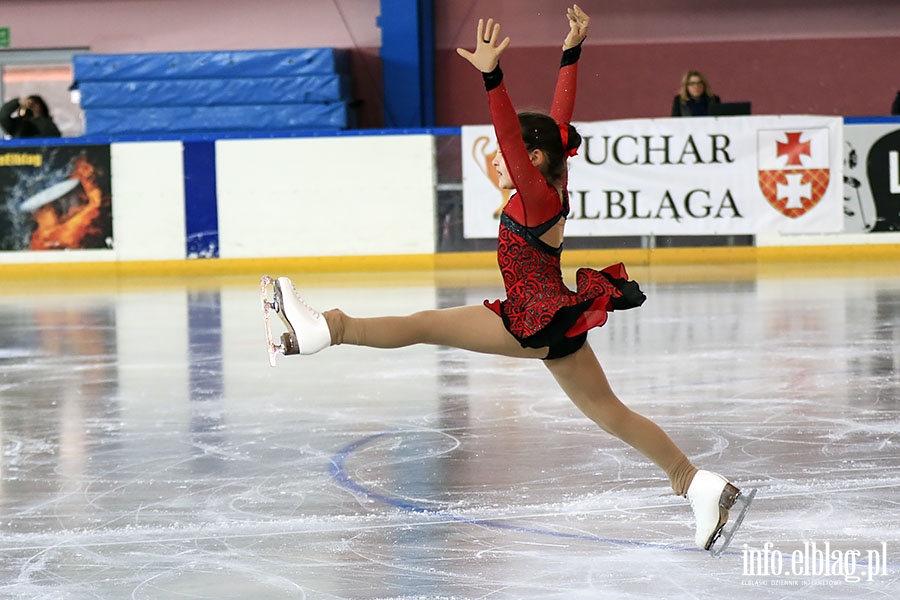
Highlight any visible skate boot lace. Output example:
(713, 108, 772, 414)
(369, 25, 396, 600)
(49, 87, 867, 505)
(285, 285, 321, 318)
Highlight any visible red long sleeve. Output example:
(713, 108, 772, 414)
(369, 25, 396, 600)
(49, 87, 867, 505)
(487, 62, 577, 226)
(551, 61, 578, 126)
(488, 82, 559, 226)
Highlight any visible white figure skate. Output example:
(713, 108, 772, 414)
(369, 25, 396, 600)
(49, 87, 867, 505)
(260, 275, 331, 366)
(687, 470, 757, 557)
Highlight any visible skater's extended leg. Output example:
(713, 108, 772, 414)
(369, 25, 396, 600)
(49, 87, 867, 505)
(545, 342, 752, 551)
(267, 277, 545, 359)
(325, 304, 548, 359)
(543, 342, 697, 496)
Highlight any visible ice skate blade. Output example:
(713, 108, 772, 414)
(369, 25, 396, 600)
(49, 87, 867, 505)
(271, 279, 302, 357)
(710, 488, 757, 557)
(260, 275, 284, 367)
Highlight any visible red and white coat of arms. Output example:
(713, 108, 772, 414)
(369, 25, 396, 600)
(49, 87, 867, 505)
(758, 129, 831, 219)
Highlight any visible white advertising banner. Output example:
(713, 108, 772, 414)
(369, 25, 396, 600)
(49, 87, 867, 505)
(462, 116, 843, 238)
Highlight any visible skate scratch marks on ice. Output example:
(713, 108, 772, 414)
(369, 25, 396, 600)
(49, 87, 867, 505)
(330, 430, 720, 556)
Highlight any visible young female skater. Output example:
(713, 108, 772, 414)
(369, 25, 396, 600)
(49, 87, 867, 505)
(263, 5, 752, 553)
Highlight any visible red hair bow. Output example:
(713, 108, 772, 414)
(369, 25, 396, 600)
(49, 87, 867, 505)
(559, 122, 578, 158)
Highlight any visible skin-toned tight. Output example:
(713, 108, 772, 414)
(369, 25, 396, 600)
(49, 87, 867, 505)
(323, 304, 698, 496)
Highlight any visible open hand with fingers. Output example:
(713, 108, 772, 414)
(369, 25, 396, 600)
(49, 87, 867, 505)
(456, 18, 511, 73)
(563, 4, 590, 50)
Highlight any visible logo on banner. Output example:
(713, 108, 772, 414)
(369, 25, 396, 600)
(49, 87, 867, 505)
(470, 135, 510, 218)
(757, 129, 830, 218)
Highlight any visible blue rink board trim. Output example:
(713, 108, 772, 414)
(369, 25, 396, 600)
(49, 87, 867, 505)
(0, 116, 895, 148)
(182, 141, 219, 258)
(843, 116, 900, 124)
(0, 127, 463, 148)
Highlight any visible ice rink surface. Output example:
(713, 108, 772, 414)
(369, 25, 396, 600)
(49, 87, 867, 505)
(1, 262, 898, 599)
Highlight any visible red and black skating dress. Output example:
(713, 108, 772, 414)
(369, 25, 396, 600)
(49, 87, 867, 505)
(482, 44, 646, 359)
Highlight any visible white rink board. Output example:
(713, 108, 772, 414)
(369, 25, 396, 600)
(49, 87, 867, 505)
(215, 135, 437, 259)
(0, 122, 897, 268)
(112, 141, 188, 261)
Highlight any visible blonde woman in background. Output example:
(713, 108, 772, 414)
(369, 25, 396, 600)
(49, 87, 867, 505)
(671, 70, 720, 117)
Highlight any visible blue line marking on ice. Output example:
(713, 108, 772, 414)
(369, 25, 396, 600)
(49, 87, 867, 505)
(333, 432, 900, 571)
(329, 431, 709, 556)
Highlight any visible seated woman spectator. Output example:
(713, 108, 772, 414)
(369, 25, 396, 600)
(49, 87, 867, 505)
(1, 95, 62, 138)
(671, 70, 720, 117)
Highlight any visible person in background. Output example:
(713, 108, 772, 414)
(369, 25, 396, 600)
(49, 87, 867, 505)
(0, 95, 62, 138)
(892, 91, 900, 116)
(671, 70, 720, 117)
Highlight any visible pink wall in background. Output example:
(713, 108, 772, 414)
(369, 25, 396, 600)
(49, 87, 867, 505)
(2, 0, 898, 128)
(437, 36, 900, 125)
(435, 0, 900, 47)
(2, 0, 382, 52)
(436, 0, 900, 124)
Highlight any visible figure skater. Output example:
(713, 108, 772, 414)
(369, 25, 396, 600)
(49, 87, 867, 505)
(262, 5, 753, 554)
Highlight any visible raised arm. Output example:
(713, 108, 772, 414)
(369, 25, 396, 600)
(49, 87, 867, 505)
(457, 18, 548, 212)
(551, 5, 589, 124)
(455, 17, 510, 74)
(457, 10, 589, 225)
(0, 98, 20, 136)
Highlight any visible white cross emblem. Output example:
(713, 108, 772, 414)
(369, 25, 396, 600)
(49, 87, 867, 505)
(776, 173, 812, 209)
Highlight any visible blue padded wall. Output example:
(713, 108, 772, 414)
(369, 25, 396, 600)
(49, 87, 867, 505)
(73, 48, 350, 80)
(78, 76, 350, 108)
(73, 48, 354, 135)
(83, 104, 352, 135)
